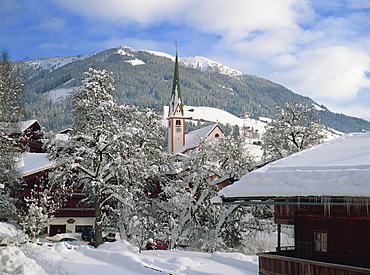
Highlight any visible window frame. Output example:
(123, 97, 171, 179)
(314, 231, 328, 252)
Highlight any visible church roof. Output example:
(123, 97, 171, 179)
(169, 48, 184, 116)
(175, 124, 223, 154)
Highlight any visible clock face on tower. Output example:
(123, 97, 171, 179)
(176, 127, 181, 132)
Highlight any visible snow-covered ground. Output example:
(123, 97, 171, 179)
(0, 223, 259, 275)
(1, 242, 259, 275)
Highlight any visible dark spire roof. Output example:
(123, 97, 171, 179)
(170, 46, 184, 115)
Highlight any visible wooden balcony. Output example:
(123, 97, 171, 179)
(55, 208, 95, 217)
(258, 252, 370, 275)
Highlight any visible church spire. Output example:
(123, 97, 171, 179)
(167, 46, 186, 154)
(169, 46, 184, 115)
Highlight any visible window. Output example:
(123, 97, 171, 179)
(75, 225, 92, 233)
(314, 232, 327, 252)
(215, 133, 220, 138)
(176, 120, 181, 126)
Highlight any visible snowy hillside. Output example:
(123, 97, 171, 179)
(180, 56, 244, 78)
(165, 105, 342, 139)
(165, 105, 342, 160)
(133, 47, 245, 78)
(25, 54, 94, 75)
(22, 45, 370, 133)
(164, 105, 266, 131)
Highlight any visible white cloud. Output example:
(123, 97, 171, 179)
(348, 0, 370, 9)
(52, 0, 304, 38)
(49, 0, 370, 119)
(324, 102, 370, 119)
(271, 46, 370, 101)
(38, 42, 69, 51)
(38, 17, 65, 32)
(101, 37, 168, 53)
(51, 0, 189, 24)
(184, 0, 301, 40)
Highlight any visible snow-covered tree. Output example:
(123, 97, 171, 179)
(262, 102, 326, 162)
(47, 68, 165, 246)
(0, 49, 25, 220)
(158, 133, 257, 251)
(20, 188, 55, 240)
(0, 49, 25, 123)
(106, 107, 167, 250)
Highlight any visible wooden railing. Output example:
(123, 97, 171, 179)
(258, 252, 370, 275)
(276, 246, 295, 251)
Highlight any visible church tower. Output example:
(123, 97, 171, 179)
(168, 48, 186, 154)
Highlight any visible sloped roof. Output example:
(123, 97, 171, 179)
(20, 120, 39, 132)
(218, 132, 370, 199)
(18, 153, 53, 177)
(175, 124, 222, 154)
(0, 120, 39, 132)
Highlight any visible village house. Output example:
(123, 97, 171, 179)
(215, 131, 370, 275)
(13, 49, 226, 237)
(16, 120, 95, 236)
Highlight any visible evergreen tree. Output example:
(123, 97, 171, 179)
(262, 102, 326, 162)
(0, 49, 25, 122)
(0, 49, 25, 220)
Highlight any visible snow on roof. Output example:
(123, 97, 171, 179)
(218, 132, 370, 198)
(18, 153, 53, 177)
(20, 120, 39, 131)
(175, 124, 219, 154)
(0, 120, 39, 133)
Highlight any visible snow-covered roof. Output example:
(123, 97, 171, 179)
(20, 120, 39, 132)
(0, 120, 39, 133)
(218, 132, 370, 199)
(18, 153, 53, 177)
(175, 124, 221, 154)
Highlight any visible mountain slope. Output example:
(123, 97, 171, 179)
(21, 46, 370, 133)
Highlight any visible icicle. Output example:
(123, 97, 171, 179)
(321, 196, 331, 216)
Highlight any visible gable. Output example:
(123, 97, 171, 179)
(176, 124, 225, 154)
(168, 103, 184, 117)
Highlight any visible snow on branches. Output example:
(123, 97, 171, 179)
(262, 102, 326, 162)
(46, 68, 165, 247)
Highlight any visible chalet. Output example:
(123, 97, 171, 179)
(215, 132, 370, 275)
(16, 120, 95, 236)
(167, 48, 225, 154)
(20, 120, 44, 153)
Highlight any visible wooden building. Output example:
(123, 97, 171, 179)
(216, 132, 370, 275)
(17, 120, 95, 236)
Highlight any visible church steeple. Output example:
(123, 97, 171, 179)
(167, 46, 186, 154)
(169, 46, 184, 116)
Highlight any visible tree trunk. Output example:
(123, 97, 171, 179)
(94, 195, 103, 247)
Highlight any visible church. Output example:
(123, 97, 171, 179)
(166, 49, 224, 154)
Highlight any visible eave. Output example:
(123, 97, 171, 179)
(217, 195, 370, 206)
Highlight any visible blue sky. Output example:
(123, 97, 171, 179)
(1, 0, 370, 120)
